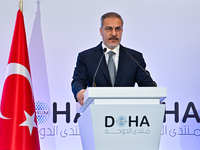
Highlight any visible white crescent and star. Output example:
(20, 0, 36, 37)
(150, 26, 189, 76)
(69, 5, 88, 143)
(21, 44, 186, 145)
(0, 63, 33, 122)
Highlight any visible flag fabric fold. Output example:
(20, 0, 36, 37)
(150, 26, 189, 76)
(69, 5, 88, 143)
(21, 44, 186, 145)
(0, 9, 40, 150)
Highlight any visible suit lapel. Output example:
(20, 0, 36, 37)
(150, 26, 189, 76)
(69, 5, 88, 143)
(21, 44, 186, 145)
(115, 46, 130, 86)
(93, 45, 112, 85)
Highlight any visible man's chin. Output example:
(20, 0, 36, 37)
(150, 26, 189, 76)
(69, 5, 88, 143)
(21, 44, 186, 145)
(107, 43, 119, 49)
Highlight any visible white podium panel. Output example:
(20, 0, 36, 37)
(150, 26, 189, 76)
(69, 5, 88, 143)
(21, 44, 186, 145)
(79, 104, 165, 150)
(77, 87, 167, 150)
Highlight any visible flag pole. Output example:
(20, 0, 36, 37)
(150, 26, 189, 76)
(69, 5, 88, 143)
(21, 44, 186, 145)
(19, 0, 23, 12)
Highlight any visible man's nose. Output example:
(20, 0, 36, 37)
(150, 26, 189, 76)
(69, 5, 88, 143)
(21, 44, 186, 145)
(111, 29, 117, 35)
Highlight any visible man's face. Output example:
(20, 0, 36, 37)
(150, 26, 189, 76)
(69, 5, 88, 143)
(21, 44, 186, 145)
(100, 17, 123, 50)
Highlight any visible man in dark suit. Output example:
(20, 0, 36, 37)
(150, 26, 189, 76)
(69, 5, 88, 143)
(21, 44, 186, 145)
(72, 12, 155, 105)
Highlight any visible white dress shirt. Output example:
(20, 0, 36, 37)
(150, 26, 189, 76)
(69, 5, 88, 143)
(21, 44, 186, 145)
(102, 43, 119, 72)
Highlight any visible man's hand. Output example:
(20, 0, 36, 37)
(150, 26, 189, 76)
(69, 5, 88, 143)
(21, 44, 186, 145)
(76, 89, 86, 106)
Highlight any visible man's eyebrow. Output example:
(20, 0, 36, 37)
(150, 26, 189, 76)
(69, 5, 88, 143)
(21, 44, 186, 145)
(105, 26, 122, 28)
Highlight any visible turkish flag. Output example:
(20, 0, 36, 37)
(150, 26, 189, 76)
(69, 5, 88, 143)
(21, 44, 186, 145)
(0, 10, 40, 150)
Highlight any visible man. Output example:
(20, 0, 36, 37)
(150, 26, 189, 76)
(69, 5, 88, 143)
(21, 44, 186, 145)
(71, 12, 156, 106)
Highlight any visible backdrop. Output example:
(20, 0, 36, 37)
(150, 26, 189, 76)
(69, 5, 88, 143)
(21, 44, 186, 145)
(0, 0, 200, 149)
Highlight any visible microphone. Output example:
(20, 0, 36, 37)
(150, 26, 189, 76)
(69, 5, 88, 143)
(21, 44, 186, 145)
(92, 48, 107, 87)
(122, 49, 157, 87)
(74, 113, 81, 123)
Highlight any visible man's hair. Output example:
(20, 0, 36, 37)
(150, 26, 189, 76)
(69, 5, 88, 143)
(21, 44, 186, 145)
(100, 12, 124, 28)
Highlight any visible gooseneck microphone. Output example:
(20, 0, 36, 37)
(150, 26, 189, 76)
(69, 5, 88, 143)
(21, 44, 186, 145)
(92, 48, 107, 87)
(122, 49, 157, 87)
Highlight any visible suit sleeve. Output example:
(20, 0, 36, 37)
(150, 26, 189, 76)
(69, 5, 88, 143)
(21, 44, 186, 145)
(71, 52, 88, 101)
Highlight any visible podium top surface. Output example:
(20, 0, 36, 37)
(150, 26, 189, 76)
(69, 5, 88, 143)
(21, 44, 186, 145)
(76, 87, 167, 114)
(87, 87, 167, 101)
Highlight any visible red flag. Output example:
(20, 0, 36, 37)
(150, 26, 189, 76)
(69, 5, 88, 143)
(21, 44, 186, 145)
(0, 10, 40, 150)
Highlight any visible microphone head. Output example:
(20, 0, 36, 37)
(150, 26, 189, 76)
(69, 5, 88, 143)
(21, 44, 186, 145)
(153, 81, 157, 87)
(103, 48, 107, 53)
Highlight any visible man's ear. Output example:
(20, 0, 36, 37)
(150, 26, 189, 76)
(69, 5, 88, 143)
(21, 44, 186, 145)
(100, 28, 102, 36)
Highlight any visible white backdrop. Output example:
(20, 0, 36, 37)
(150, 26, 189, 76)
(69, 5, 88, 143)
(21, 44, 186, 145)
(0, 0, 200, 150)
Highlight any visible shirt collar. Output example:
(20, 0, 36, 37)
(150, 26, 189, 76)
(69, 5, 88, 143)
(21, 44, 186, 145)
(101, 42, 120, 55)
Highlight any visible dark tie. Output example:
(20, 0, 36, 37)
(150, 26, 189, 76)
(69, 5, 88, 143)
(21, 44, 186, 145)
(108, 51, 116, 86)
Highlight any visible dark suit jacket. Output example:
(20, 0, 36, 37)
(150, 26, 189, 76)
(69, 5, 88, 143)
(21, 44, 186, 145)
(71, 42, 155, 100)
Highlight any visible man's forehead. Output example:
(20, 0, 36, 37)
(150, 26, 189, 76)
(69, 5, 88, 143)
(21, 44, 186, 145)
(103, 18, 123, 27)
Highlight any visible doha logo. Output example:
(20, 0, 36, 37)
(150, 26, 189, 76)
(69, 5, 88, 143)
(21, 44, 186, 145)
(35, 101, 51, 124)
(105, 115, 150, 127)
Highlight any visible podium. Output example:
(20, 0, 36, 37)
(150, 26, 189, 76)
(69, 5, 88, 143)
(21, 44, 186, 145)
(77, 87, 167, 150)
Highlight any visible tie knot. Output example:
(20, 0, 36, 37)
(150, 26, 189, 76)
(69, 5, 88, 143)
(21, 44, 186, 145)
(108, 51, 115, 57)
